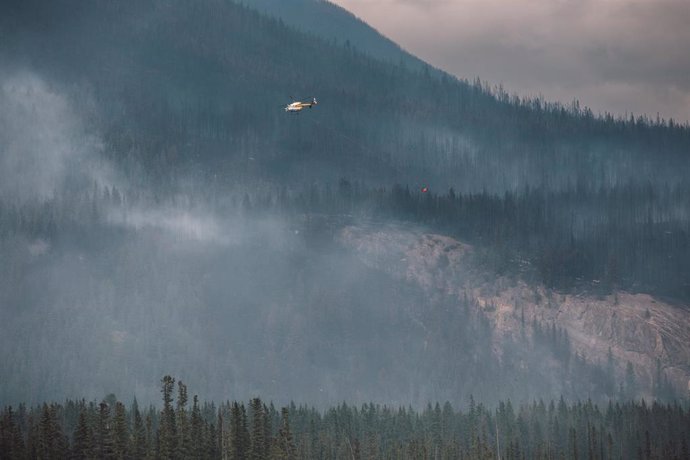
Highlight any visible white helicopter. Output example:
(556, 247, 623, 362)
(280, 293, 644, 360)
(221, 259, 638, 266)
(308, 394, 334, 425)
(284, 97, 318, 113)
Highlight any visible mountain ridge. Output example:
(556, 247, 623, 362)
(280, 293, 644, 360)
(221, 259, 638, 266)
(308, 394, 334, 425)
(243, 0, 434, 74)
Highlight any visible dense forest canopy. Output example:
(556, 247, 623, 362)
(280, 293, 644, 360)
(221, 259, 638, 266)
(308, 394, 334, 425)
(1, 377, 689, 460)
(2, 0, 689, 192)
(1, 0, 689, 411)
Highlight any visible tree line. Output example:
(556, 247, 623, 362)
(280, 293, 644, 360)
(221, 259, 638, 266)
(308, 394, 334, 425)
(3, 176, 689, 300)
(274, 179, 690, 302)
(1, 376, 689, 459)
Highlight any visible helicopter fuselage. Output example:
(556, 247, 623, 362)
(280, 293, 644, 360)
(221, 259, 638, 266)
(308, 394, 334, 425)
(285, 98, 317, 113)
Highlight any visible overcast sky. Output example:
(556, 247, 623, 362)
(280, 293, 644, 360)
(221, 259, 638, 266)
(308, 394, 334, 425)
(330, 0, 690, 124)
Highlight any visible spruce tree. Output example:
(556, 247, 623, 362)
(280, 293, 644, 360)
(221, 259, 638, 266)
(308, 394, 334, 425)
(72, 409, 93, 460)
(276, 407, 296, 460)
(249, 398, 265, 460)
(39, 403, 54, 459)
(262, 403, 272, 459)
(132, 400, 147, 460)
(207, 421, 219, 460)
(217, 407, 226, 460)
(159, 375, 177, 459)
(38, 403, 68, 459)
(1, 406, 26, 459)
(145, 413, 156, 460)
(96, 401, 115, 459)
(176, 381, 190, 459)
(113, 401, 128, 460)
(229, 402, 250, 460)
(26, 414, 39, 460)
(190, 395, 203, 459)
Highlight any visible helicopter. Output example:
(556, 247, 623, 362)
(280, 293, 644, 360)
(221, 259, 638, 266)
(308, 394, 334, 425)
(284, 97, 317, 113)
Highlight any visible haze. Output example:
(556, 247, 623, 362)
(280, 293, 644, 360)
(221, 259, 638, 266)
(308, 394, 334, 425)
(331, 0, 690, 123)
(1, 0, 689, 412)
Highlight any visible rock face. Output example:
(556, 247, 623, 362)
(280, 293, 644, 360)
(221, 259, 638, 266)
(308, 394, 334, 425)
(338, 225, 690, 398)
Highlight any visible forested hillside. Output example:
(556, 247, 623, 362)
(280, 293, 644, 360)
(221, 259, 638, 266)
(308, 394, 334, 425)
(1, 0, 690, 408)
(3, 0, 689, 192)
(2, 0, 689, 300)
(247, 0, 431, 72)
(0, 181, 684, 405)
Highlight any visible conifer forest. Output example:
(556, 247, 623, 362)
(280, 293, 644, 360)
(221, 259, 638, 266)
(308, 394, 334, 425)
(1, 376, 689, 459)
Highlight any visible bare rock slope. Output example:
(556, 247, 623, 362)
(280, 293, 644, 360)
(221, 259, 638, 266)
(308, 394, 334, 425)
(338, 225, 690, 397)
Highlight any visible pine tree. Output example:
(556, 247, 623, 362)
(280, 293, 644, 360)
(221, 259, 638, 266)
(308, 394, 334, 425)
(1, 406, 26, 459)
(207, 420, 219, 460)
(218, 407, 226, 460)
(229, 402, 249, 460)
(249, 398, 265, 460)
(96, 401, 115, 459)
(159, 375, 177, 459)
(190, 395, 203, 459)
(73, 409, 93, 460)
(145, 413, 156, 460)
(132, 400, 147, 460)
(39, 403, 54, 458)
(113, 401, 128, 460)
(176, 381, 191, 459)
(262, 403, 272, 459)
(431, 402, 442, 453)
(26, 413, 39, 459)
(275, 407, 296, 460)
(38, 403, 68, 459)
(569, 427, 578, 460)
(0, 407, 12, 456)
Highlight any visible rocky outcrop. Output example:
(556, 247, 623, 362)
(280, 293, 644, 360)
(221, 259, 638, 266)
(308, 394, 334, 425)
(338, 225, 690, 398)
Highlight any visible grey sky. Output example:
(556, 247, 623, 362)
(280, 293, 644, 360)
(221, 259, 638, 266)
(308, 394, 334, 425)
(330, 0, 690, 123)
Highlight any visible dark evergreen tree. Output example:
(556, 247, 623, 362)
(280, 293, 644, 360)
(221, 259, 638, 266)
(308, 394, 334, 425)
(159, 375, 177, 459)
(131, 399, 147, 460)
(275, 407, 296, 460)
(72, 409, 93, 460)
(249, 398, 266, 460)
(190, 395, 203, 459)
(95, 401, 115, 459)
(145, 413, 156, 460)
(175, 381, 190, 459)
(113, 401, 128, 460)
(229, 402, 250, 460)
(262, 403, 273, 459)
(0, 406, 25, 459)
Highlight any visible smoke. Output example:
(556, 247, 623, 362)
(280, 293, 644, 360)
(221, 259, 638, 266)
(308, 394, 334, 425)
(109, 205, 292, 249)
(0, 70, 267, 248)
(0, 70, 301, 406)
(0, 71, 116, 199)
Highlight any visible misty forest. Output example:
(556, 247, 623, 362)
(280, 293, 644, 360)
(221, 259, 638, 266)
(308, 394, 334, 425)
(1, 0, 690, 458)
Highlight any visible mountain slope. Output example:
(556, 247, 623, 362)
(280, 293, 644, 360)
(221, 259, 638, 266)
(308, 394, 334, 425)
(245, 0, 432, 72)
(1, 0, 690, 406)
(339, 225, 690, 398)
(2, 0, 689, 193)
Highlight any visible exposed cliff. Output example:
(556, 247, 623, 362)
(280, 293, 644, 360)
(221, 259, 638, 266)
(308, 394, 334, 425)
(338, 224, 690, 398)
